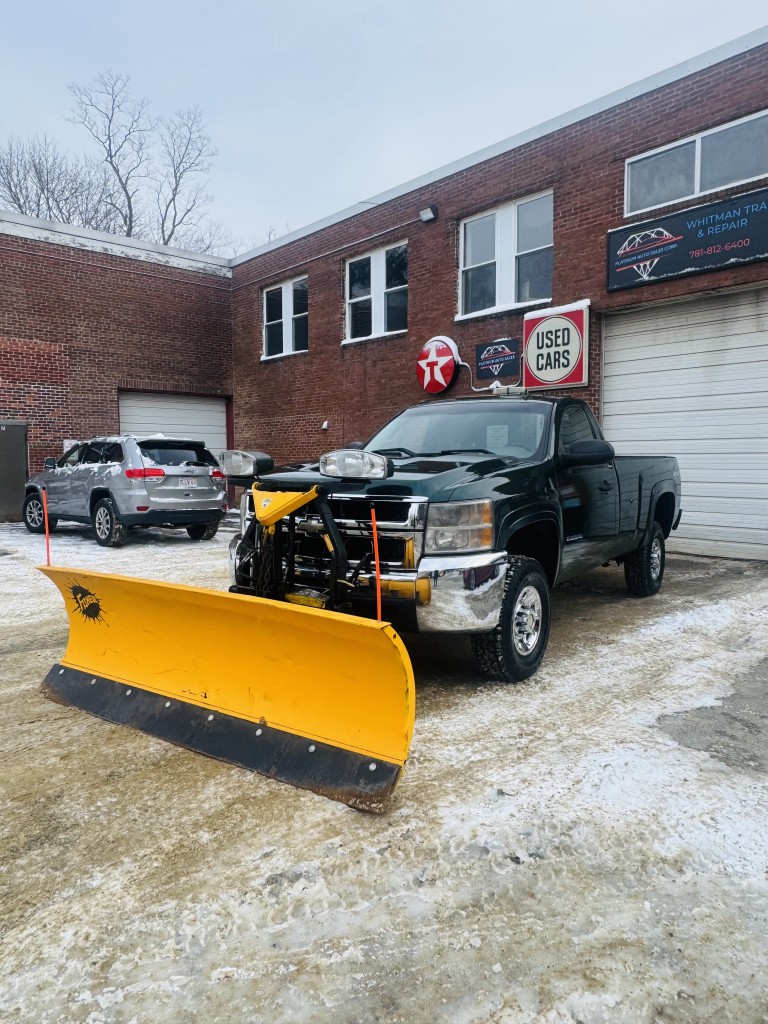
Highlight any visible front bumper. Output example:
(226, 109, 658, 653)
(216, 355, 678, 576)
(414, 552, 508, 633)
(228, 535, 508, 634)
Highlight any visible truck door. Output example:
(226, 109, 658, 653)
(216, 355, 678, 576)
(556, 403, 619, 578)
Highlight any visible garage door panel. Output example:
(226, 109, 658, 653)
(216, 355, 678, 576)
(606, 395, 765, 419)
(608, 428, 768, 449)
(604, 342, 768, 376)
(119, 393, 229, 455)
(604, 293, 768, 336)
(673, 456, 768, 483)
(671, 536, 764, 560)
(604, 362, 768, 396)
(681, 504, 767, 527)
(603, 288, 768, 560)
(674, 519, 765, 544)
(605, 321, 768, 353)
(683, 481, 768, 500)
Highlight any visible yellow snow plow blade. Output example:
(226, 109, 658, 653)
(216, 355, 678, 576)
(40, 566, 415, 813)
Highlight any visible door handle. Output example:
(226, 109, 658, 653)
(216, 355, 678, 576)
(598, 481, 612, 492)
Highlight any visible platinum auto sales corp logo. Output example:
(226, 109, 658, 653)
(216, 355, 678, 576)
(523, 301, 590, 390)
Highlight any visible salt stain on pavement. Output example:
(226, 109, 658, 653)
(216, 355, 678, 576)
(1, 523, 768, 1023)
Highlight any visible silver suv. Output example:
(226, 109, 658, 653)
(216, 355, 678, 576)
(23, 435, 228, 546)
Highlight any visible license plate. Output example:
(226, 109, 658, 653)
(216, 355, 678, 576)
(179, 477, 197, 488)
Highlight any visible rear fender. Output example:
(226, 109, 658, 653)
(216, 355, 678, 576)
(643, 483, 678, 541)
(89, 488, 116, 515)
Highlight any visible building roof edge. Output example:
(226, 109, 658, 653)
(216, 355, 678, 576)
(0, 210, 232, 277)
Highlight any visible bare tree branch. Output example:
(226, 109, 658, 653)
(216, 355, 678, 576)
(68, 71, 153, 237)
(0, 134, 123, 232)
(1, 72, 232, 254)
(152, 107, 216, 247)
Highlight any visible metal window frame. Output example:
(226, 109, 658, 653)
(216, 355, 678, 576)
(261, 274, 309, 360)
(458, 190, 553, 317)
(344, 241, 409, 343)
(624, 107, 768, 217)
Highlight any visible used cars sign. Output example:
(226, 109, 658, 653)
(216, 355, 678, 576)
(523, 300, 589, 389)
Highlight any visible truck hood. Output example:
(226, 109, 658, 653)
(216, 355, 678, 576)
(261, 453, 514, 502)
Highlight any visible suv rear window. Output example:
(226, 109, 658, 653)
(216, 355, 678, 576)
(138, 442, 218, 467)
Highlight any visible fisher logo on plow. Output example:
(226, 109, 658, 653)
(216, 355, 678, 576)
(68, 583, 106, 624)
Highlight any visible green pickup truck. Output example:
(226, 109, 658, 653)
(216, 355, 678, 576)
(226, 394, 681, 682)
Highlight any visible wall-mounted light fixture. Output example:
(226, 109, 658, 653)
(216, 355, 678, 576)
(419, 206, 438, 223)
(321, 420, 329, 430)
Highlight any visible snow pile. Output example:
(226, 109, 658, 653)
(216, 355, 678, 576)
(1, 525, 767, 1023)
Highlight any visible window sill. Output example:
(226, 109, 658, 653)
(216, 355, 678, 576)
(455, 299, 551, 322)
(260, 349, 309, 363)
(341, 330, 408, 346)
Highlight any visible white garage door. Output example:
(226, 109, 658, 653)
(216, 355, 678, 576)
(603, 289, 768, 561)
(118, 393, 229, 457)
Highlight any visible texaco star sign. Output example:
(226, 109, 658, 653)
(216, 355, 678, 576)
(415, 336, 461, 393)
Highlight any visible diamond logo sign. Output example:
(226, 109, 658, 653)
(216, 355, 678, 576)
(475, 339, 520, 381)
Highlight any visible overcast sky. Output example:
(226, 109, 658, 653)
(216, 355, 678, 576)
(2, 1, 767, 253)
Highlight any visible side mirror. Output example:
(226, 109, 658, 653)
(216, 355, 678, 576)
(344, 441, 365, 450)
(44, 457, 57, 469)
(559, 439, 615, 467)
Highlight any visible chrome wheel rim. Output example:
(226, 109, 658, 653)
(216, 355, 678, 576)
(26, 499, 43, 528)
(512, 585, 542, 655)
(650, 538, 662, 581)
(95, 507, 111, 539)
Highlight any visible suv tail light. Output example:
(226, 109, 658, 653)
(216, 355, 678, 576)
(125, 468, 165, 479)
(210, 469, 226, 480)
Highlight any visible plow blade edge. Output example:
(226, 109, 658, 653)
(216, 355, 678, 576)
(40, 566, 415, 812)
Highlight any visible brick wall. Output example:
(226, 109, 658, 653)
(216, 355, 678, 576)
(232, 42, 768, 463)
(0, 235, 232, 471)
(3, 42, 767, 473)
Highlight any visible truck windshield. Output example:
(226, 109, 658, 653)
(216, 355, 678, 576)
(367, 401, 552, 461)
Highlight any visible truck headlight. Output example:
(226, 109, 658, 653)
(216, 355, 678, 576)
(320, 449, 390, 479)
(424, 500, 493, 553)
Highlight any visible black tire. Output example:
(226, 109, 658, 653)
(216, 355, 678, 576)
(92, 497, 125, 547)
(624, 520, 665, 597)
(471, 556, 551, 683)
(187, 519, 220, 541)
(23, 492, 58, 533)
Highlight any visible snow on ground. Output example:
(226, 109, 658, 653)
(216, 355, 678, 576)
(1, 520, 767, 1023)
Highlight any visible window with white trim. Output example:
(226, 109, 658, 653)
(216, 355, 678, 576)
(346, 242, 408, 341)
(626, 109, 768, 215)
(263, 276, 309, 358)
(459, 192, 553, 317)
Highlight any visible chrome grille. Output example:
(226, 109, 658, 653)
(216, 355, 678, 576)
(297, 494, 427, 570)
